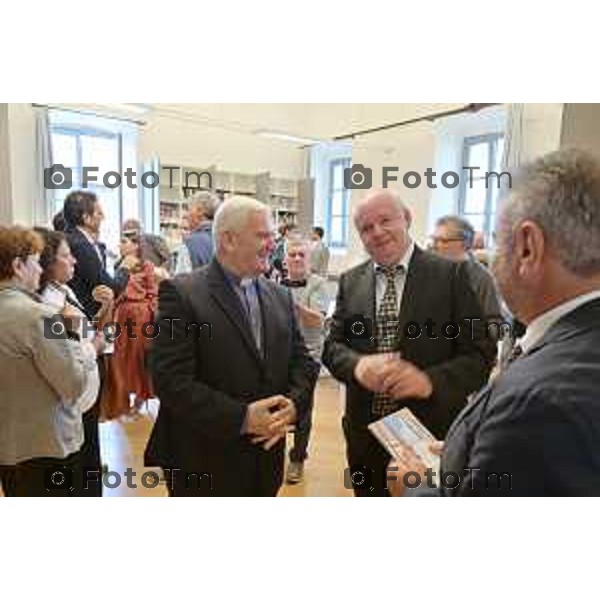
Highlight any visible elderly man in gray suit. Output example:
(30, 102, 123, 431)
(390, 149, 600, 496)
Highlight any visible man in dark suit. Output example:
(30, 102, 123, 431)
(62, 191, 124, 319)
(389, 149, 600, 496)
(145, 196, 319, 496)
(62, 190, 124, 497)
(322, 189, 496, 496)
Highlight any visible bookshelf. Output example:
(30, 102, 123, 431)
(157, 163, 307, 249)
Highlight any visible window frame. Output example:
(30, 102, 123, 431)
(326, 157, 351, 249)
(48, 124, 125, 231)
(458, 132, 504, 243)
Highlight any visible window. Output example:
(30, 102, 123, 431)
(47, 109, 139, 252)
(459, 133, 505, 243)
(327, 158, 351, 248)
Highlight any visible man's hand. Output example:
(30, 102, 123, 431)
(380, 358, 433, 400)
(387, 442, 443, 496)
(243, 395, 297, 449)
(354, 354, 396, 392)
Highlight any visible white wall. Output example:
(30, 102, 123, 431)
(521, 103, 564, 161)
(561, 104, 600, 158)
(0, 104, 39, 226)
(0, 104, 12, 224)
(140, 112, 305, 179)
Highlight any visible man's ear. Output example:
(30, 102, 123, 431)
(221, 230, 235, 253)
(515, 220, 545, 278)
(403, 207, 412, 230)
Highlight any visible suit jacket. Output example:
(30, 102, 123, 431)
(66, 228, 124, 319)
(425, 298, 600, 496)
(144, 259, 319, 496)
(322, 246, 496, 439)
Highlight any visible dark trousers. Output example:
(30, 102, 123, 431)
(289, 389, 315, 464)
(79, 355, 106, 497)
(163, 441, 285, 497)
(164, 469, 281, 497)
(342, 416, 392, 497)
(0, 452, 84, 497)
(80, 401, 102, 496)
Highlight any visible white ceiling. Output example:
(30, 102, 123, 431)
(147, 103, 468, 141)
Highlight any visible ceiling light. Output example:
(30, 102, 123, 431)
(256, 130, 322, 146)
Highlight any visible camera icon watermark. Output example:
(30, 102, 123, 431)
(43, 314, 73, 339)
(344, 164, 372, 189)
(344, 314, 375, 342)
(344, 465, 374, 491)
(44, 164, 73, 189)
(44, 466, 75, 492)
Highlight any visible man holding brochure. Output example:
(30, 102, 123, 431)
(389, 150, 600, 496)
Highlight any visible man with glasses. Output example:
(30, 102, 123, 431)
(431, 215, 504, 344)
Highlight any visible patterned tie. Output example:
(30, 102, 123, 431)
(372, 264, 405, 418)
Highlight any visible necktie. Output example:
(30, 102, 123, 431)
(241, 279, 263, 355)
(372, 264, 405, 418)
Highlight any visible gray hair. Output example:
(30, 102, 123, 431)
(188, 190, 221, 220)
(213, 196, 271, 250)
(436, 215, 475, 248)
(353, 188, 409, 224)
(502, 148, 600, 276)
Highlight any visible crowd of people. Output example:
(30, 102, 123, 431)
(1, 147, 600, 496)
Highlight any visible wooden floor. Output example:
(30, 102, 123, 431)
(99, 376, 353, 497)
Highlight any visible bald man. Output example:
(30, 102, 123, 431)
(322, 189, 496, 496)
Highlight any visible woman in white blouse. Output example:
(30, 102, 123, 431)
(36, 228, 114, 495)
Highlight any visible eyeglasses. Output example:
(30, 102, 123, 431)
(431, 236, 465, 244)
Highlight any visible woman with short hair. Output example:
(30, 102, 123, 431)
(0, 226, 92, 496)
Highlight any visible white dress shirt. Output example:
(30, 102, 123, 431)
(77, 226, 103, 264)
(41, 282, 100, 413)
(519, 289, 600, 354)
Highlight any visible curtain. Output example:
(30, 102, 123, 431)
(501, 103, 524, 173)
(33, 105, 54, 226)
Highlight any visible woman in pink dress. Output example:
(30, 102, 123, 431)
(109, 231, 159, 418)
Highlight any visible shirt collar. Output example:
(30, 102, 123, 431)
(373, 241, 415, 274)
(218, 260, 255, 289)
(77, 226, 97, 246)
(520, 289, 600, 353)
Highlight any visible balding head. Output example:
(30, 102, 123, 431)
(353, 189, 412, 266)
